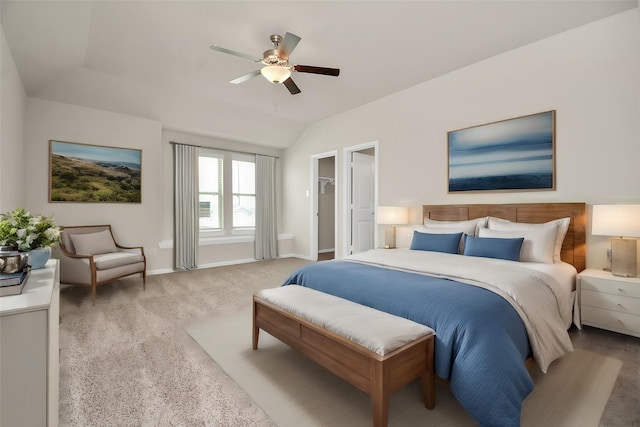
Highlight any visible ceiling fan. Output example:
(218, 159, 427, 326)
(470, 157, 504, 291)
(209, 32, 340, 95)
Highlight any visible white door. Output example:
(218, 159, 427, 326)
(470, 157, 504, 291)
(351, 152, 375, 254)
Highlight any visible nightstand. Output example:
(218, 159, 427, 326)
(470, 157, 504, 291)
(578, 268, 640, 338)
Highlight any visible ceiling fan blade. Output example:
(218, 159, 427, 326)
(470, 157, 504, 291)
(230, 69, 262, 84)
(210, 45, 261, 62)
(294, 65, 340, 77)
(278, 32, 301, 60)
(283, 77, 301, 95)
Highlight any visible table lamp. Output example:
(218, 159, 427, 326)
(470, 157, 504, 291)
(591, 204, 640, 277)
(377, 206, 408, 249)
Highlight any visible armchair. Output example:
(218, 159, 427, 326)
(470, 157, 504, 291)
(55, 225, 146, 305)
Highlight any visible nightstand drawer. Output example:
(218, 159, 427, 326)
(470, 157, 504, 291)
(581, 276, 640, 299)
(582, 290, 640, 315)
(582, 306, 640, 335)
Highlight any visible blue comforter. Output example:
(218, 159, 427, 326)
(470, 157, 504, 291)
(282, 260, 534, 427)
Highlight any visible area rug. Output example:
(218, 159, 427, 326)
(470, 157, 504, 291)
(186, 307, 622, 427)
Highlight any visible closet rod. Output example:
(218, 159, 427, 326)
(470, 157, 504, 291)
(169, 141, 279, 159)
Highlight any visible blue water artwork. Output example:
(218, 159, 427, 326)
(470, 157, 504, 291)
(448, 111, 555, 192)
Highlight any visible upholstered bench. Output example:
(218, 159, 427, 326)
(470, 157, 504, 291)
(253, 285, 435, 427)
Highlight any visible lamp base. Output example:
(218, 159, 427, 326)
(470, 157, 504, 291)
(384, 226, 397, 249)
(611, 237, 637, 277)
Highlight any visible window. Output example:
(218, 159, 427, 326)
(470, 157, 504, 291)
(232, 159, 255, 228)
(199, 149, 255, 234)
(198, 154, 222, 229)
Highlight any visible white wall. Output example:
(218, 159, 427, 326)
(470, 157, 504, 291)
(32, 67, 307, 149)
(282, 8, 640, 269)
(24, 98, 165, 270)
(0, 25, 27, 212)
(12, 9, 640, 272)
(22, 100, 292, 273)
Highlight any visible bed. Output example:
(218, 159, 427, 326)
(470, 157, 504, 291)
(279, 202, 586, 426)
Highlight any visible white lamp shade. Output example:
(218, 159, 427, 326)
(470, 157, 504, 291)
(592, 204, 640, 237)
(377, 206, 409, 225)
(260, 66, 291, 83)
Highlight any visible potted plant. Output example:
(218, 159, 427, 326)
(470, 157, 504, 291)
(0, 208, 61, 269)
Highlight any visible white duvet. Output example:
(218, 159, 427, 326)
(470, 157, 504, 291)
(345, 249, 576, 372)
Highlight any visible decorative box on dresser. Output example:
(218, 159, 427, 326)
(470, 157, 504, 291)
(0, 259, 60, 427)
(578, 268, 640, 338)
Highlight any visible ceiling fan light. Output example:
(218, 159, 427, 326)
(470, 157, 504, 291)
(261, 65, 291, 84)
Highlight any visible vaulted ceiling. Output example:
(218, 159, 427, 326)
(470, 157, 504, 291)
(2, 1, 637, 148)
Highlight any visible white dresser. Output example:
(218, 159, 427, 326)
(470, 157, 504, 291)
(0, 259, 59, 427)
(578, 268, 640, 338)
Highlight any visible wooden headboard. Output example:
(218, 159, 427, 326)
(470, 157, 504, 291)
(422, 202, 586, 272)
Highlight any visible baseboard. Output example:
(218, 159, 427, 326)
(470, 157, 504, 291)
(278, 253, 314, 260)
(147, 255, 310, 276)
(147, 268, 176, 276)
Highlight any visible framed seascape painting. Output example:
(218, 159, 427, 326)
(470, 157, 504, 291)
(448, 110, 555, 193)
(49, 140, 142, 203)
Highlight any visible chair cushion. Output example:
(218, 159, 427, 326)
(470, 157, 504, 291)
(93, 252, 145, 270)
(70, 230, 117, 256)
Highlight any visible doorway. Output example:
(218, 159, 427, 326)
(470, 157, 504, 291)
(310, 151, 337, 261)
(343, 142, 378, 257)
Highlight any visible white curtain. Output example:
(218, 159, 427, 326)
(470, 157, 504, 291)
(173, 143, 199, 270)
(255, 155, 278, 260)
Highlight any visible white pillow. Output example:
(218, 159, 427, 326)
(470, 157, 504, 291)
(70, 230, 117, 256)
(478, 226, 558, 263)
(423, 217, 488, 236)
(486, 217, 570, 263)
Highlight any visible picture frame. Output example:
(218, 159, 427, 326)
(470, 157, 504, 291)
(447, 110, 555, 193)
(49, 140, 142, 203)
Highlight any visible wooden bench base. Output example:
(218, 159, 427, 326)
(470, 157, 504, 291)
(253, 295, 435, 427)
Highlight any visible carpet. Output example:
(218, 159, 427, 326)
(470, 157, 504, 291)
(186, 307, 623, 427)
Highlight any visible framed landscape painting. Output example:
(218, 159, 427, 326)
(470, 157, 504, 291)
(448, 110, 555, 193)
(49, 140, 142, 203)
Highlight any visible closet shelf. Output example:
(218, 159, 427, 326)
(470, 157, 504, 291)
(318, 176, 335, 194)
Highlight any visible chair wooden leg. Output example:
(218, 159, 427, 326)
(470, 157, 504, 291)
(142, 271, 146, 291)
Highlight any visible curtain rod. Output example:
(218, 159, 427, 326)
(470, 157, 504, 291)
(169, 141, 279, 159)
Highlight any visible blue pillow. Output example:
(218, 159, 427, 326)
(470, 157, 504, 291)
(463, 235, 524, 262)
(410, 231, 462, 254)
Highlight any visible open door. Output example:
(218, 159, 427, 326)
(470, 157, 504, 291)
(343, 142, 378, 257)
(351, 151, 375, 254)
